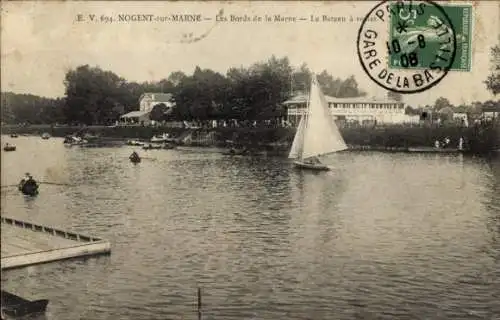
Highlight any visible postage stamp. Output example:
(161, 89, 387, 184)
(388, 3, 473, 72)
(357, 0, 458, 94)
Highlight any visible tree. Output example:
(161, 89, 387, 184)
(291, 63, 311, 95)
(168, 71, 188, 87)
(149, 103, 170, 122)
(63, 65, 143, 124)
(433, 97, 453, 111)
(173, 66, 230, 120)
(404, 106, 420, 115)
(336, 75, 366, 98)
(484, 45, 500, 96)
(56, 56, 371, 123)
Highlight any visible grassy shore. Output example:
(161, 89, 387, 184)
(2, 123, 498, 154)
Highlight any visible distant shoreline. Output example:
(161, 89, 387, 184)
(2, 123, 498, 156)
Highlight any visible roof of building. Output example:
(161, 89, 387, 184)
(120, 110, 150, 118)
(282, 94, 402, 105)
(139, 93, 174, 102)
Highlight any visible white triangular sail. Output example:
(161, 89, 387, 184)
(288, 115, 306, 159)
(301, 75, 347, 159)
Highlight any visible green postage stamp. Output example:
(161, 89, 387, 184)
(388, 3, 473, 72)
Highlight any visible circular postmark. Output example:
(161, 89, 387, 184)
(357, 0, 457, 94)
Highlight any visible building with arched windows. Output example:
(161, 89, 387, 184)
(283, 94, 420, 126)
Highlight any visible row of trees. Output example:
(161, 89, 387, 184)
(1, 92, 66, 124)
(1, 56, 367, 125)
(404, 98, 499, 117)
(2, 45, 498, 125)
(403, 45, 500, 117)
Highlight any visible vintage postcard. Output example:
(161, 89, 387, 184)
(1, 1, 499, 319)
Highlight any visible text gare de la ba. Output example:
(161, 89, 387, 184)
(360, 29, 453, 89)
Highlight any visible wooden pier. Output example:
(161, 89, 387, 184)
(1, 216, 111, 270)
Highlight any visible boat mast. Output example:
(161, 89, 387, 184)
(299, 86, 311, 161)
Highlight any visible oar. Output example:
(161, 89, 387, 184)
(130, 157, 156, 161)
(1, 184, 19, 188)
(39, 181, 76, 187)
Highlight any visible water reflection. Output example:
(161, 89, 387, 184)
(483, 157, 500, 265)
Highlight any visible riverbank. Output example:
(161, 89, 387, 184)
(2, 123, 499, 155)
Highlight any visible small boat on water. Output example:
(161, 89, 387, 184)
(41, 132, 51, 139)
(163, 142, 176, 150)
(1, 290, 49, 317)
(3, 143, 16, 152)
(129, 152, 141, 163)
(151, 133, 171, 143)
(143, 143, 163, 150)
(63, 135, 88, 146)
(222, 147, 251, 156)
(288, 74, 348, 171)
(10, 133, 18, 138)
(126, 139, 144, 146)
(18, 175, 39, 196)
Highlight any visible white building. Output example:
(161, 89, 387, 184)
(119, 92, 175, 126)
(139, 93, 175, 112)
(284, 94, 419, 126)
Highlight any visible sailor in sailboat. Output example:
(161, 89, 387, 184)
(307, 156, 321, 165)
(288, 74, 348, 171)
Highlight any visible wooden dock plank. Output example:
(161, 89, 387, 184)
(1, 243, 31, 256)
(1, 217, 111, 270)
(2, 225, 78, 251)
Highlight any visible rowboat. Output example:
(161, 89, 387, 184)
(142, 143, 163, 150)
(18, 179, 39, 196)
(163, 143, 176, 149)
(130, 156, 141, 164)
(3, 144, 16, 152)
(151, 133, 170, 143)
(63, 135, 88, 146)
(1, 290, 49, 317)
(126, 140, 144, 146)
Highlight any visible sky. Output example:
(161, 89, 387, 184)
(1, 1, 499, 108)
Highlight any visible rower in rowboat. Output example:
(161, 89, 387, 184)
(18, 173, 39, 196)
(129, 151, 141, 163)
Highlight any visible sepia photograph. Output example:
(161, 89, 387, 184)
(1, 0, 499, 319)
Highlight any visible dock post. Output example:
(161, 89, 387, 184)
(197, 287, 202, 320)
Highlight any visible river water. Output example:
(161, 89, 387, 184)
(1, 136, 499, 320)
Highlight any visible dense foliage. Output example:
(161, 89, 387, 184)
(3, 49, 499, 125)
(484, 45, 500, 96)
(1, 92, 65, 124)
(1, 56, 367, 125)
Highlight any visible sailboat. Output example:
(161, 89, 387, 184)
(288, 74, 348, 171)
